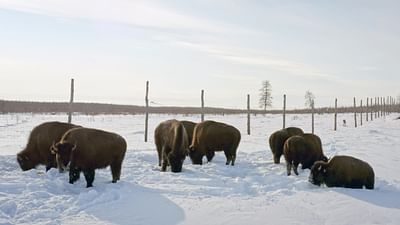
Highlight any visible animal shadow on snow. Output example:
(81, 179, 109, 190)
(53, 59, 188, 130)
(75, 181, 185, 225)
(333, 179, 400, 209)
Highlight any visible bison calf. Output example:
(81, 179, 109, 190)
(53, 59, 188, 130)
(17, 121, 80, 171)
(189, 120, 241, 166)
(269, 127, 304, 164)
(154, 119, 189, 173)
(309, 155, 375, 189)
(283, 133, 328, 176)
(51, 127, 127, 188)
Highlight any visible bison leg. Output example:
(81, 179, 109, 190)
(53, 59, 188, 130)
(286, 163, 292, 176)
(206, 151, 215, 162)
(293, 163, 299, 175)
(83, 169, 95, 188)
(111, 162, 122, 183)
(161, 146, 169, 172)
(366, 176, 374, 189)
(230, 153, 236, 166)
(273, 154, 281, 164)
(224, 150, 236, 166)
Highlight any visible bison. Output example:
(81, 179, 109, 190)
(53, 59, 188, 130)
(309, 155, 375, 189)
(269, 127, 304, 164)
(189, 120, 241, 166)
(154, 119, 189, 172)
(51, 127, 127, 188)
(283, 133, 328, 176)
(181, 120, 196, 145)
(17, 121, 80, 171)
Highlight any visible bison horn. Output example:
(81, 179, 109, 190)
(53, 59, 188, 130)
(72, 142, 77, 151)
(50, 141, 57, 154)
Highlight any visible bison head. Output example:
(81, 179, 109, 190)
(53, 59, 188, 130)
(168, 152, 186, 173)
(309, 161, 328, 186)
(17, 153, 34, 171)
(50, 141, 76, 173)
(188, 146, 203, 165)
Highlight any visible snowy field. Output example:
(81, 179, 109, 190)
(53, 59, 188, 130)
(1, 112, 400, 225)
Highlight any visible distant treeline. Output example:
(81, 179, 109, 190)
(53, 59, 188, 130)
(0, 100, 398, 115)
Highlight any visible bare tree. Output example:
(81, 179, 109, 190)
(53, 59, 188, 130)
(305, 90, 315, 108)
(259, 80, 272, 111)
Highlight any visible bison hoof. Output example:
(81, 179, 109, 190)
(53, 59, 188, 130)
(86, 184, 93, 188)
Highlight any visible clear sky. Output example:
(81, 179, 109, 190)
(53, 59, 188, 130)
(0, 0, 399, 109)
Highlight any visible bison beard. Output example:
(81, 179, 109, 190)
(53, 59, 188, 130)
(52, 127, 127, 188)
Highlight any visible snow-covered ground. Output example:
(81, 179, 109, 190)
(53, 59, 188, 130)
(1, 112, 399, 225)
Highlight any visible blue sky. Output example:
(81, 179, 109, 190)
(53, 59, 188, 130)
(0, 0, 399, 109)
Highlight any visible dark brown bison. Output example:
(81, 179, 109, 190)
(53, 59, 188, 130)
(283, 133, 328, 176)
(17, 121, 80, 171)
(181, 120, 196, 145)
(154, 119, 189, 173)
(189, 120, 241, 166)
(51, 127, 127, 188)
(269, 127, 304, 164)
(309, 155, 374, 189)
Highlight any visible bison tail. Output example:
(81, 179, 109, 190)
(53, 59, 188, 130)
(173, 123, 185, 152)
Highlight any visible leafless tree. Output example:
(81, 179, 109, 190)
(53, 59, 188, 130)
(259, 80, 272, 111)
(305, 90, 315, 108)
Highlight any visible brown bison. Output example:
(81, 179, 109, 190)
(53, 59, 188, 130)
(51, 127, 127, 188)
(309, 155, 375, 189)
(17, 121, 80, 171)
(283, 133, 328, 176)
(181, 120, 196, 145)
(189, 120, 241, 166)
(269, 127, 304, 164)
(154, 119, 189, 173)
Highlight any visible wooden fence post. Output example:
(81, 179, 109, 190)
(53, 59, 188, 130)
(375, 97, 377, 118)
(247, 94, 250, 135)
(370, 97, 373, 121)
(68, 78, 74, 124)
(354, 97, 357, 127)
(311, 100, 315, 134)
(360, 99, 363, 126)
(201, 90, 205, 122)
(384, 97, 386, 118)
(366, 97, 369, 122)
(283, 94, 286, 129)
(144, 81, 149, 142)
(334, 98, 337, 131)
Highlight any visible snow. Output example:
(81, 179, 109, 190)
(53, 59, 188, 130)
(1, 112, 400, 225)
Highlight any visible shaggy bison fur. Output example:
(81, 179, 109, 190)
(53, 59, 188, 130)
(269, 127, 304, 164)
(17, 121, 80, 171)
(181, 120, 196, 145)
(283, 133, 328, 176)
(51, 127, 127, 188)
(189, 120, 241, 166)
(309, 155, 375, 189)
(154, 119, 189, 173)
